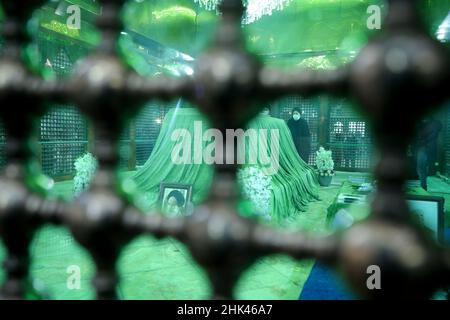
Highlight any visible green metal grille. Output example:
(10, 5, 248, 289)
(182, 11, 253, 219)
(51, 48, 72, 76)
(329, 99, 373, 171)
(135, 103, 168, 167)
(40, 106, 88, 177)
(36, 35, 91, 178)
(119, 124, 131, 170)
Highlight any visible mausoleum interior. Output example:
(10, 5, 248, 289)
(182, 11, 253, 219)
(0, 0, 449, 300)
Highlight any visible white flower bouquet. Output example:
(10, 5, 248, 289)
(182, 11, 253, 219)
(73, 152, 98, 196)
(315, 146, 335, 177)
(237, 165, 272, 220)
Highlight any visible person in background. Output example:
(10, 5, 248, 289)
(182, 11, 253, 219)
(332, 122, 345, 168)
(414, 116, 443, 190)
(345, 129, 358, 169)
(287, 107, 311, 163)
(261, 107, 271, 116)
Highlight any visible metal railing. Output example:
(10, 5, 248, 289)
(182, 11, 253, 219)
(0, 0, 449, 300)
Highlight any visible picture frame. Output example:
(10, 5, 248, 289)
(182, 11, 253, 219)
(158, 182, 193, 216)
(406, 195, 445, 244)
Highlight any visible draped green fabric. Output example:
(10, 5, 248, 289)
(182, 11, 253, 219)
(247, 114, 320, 220)
(133, 107, 319, 222)
(133, 108, 215, 209)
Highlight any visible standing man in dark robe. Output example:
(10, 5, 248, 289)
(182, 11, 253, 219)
(413, 116, 443, 190)
(287, 107, 311, 163)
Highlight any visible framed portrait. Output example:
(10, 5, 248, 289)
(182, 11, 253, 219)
(159, 182, 193, 216)
(406, 195, 445, 244)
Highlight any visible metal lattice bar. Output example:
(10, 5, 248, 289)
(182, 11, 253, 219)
(0, 0, 449, 300)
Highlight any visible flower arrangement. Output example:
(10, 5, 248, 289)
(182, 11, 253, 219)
(73, 152, 98, 196)
(237, 165, 273, 220)
(315, 146, 335, 177)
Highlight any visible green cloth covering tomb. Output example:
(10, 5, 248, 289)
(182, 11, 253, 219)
(133, 107, 319, 222)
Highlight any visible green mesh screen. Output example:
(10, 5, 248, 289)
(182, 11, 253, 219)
(37, 37, 76, 77)
(40, 106, 88, 177)
(36, 33, 91, 178)
(134, 100, 184, 168)
(51, 48, 72, 76)
(119, 124, 131, 170)
(329, 99, 373, 171)
(135, 103, 168, 167)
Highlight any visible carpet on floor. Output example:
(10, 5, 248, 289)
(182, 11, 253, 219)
(300, 228, 450, 300)
(299, 262, 358, 300)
